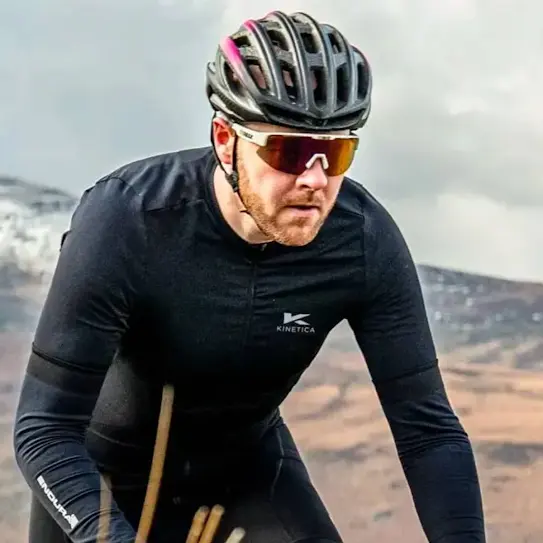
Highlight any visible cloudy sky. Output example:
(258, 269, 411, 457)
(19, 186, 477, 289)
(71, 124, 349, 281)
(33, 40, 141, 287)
(1, 0, 543, 282)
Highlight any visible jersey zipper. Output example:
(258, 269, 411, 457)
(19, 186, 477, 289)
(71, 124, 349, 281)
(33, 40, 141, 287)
(239, 243, 268, 360)
(239, 259, 259, 360)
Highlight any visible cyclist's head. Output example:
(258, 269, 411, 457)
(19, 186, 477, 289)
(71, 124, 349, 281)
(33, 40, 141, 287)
(206, 11, 372, 246)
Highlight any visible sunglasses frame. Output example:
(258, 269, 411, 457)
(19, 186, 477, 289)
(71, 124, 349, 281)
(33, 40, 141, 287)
(229, 122, 360, 147)
(228, 122, 359, 174)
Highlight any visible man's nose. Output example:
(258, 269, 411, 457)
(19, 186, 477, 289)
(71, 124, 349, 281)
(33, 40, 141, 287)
(297, 156, 328, 190)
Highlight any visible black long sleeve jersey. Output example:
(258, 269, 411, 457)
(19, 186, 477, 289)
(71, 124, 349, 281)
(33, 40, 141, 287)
(13, 146, 485, 542)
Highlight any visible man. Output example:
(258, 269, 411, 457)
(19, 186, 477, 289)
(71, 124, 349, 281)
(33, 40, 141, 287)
(13, 10, 486, 543)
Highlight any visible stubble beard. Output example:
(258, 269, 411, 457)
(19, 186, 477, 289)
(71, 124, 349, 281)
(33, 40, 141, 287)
(237, 156, 328, 247)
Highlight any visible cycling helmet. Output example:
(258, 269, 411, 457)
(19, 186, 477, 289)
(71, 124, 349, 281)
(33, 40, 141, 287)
(206, 11, 372, 131)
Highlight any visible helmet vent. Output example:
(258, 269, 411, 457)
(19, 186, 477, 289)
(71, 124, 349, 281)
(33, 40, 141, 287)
(301, 32, 318, 54)
(279, 63, 298, 101)
(328, 32, 341, 54)
(267, 29, 289, 52)
(357, 62, 369, 100)
(336, 64, 349, 107)
(245, 61, 267, 90)
(311, 67, 326, 106)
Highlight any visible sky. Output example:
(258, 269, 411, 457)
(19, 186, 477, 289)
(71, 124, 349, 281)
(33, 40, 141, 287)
(1, 0, 543, 282)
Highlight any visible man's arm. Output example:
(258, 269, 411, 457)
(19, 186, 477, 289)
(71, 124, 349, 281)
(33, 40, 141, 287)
(347, 202, 486, 542)
(13, 176, 146, 542)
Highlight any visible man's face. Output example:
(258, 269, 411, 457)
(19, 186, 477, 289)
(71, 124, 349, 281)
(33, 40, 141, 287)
(235, 122, 347, 247)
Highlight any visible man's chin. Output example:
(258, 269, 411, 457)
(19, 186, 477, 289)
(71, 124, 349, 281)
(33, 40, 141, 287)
(251, 210, 325, 247)
(272, 225, 321, 247)
(278, 238, 315, 247)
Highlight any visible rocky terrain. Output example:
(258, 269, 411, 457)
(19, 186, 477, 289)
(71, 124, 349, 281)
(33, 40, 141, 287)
(1, 176, 543, 542)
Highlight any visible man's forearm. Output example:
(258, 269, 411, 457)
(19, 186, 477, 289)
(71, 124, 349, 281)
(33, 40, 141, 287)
(401, 437, 485, 542)
(376, 366, 486, 542)
(13, 360, 138, 542)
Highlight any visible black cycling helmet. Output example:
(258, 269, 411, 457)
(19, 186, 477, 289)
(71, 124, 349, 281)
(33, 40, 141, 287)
(206, 11, 372, 132)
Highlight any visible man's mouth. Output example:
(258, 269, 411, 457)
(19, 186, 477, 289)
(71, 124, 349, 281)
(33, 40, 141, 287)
(286, 203, 321, 210)
(284, 204, 321, 217)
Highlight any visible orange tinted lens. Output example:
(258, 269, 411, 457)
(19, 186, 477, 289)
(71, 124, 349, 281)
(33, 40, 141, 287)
(257, 135, 358, 176)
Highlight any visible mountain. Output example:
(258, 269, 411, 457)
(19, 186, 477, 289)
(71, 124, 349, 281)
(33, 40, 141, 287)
(419, 264, 543, 369)
(1, 175, 543, 542)
(0, 175, 76, 331)
(0, 175, 75, 285)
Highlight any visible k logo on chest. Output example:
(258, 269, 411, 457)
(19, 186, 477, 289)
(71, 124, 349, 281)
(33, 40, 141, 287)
(277, 312, 316, 334)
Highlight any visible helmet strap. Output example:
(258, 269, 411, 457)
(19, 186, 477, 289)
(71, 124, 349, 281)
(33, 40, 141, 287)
(209, 117, 249, 214)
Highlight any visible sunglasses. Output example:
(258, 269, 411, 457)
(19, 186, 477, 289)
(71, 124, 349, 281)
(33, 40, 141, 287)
(229, 123, 359, 176)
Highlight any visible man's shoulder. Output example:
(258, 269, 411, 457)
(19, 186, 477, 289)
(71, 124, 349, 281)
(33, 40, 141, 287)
(338, 176, 415, 268)
(89, 146, 215, 212)
(334, 177, 419, 294)
(334, 175, 397, 233)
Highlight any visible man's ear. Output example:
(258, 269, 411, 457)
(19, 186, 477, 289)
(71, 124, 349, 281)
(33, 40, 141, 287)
(211, 117, 235, 166)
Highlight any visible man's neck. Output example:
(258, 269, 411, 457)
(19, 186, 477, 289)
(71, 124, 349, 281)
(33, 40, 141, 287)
(212, 166, 272, 245)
